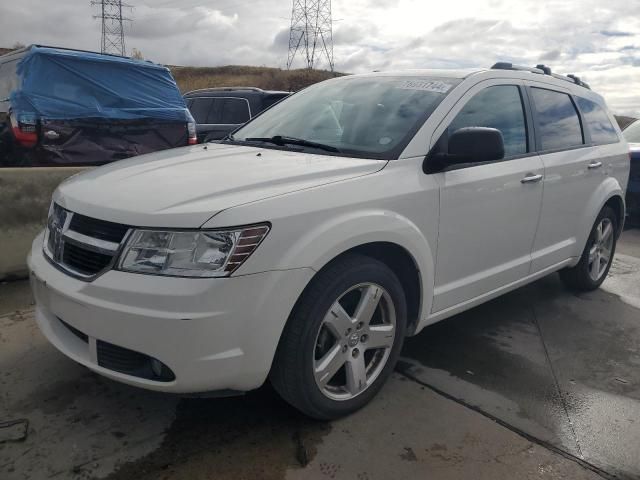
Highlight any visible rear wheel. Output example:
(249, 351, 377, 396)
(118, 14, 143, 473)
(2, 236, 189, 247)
(270, 254, 407, 420)
(559, 206, 618, 291)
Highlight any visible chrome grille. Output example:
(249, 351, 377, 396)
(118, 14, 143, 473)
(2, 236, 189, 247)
(44, 204, 130, 280)
(69, 213, 130, 243)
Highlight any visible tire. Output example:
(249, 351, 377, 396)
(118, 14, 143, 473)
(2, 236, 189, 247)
(270, 253, 407, 420)
(559, 206, 618, 291)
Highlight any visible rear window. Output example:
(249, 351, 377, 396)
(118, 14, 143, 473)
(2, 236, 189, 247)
(531, 88, 584, 151)
(575, 97, 619, 145)
(220, 98, 250, 124)
(187, 97, 250, 124)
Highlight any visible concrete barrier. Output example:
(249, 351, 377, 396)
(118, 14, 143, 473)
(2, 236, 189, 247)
(0, 167, 86, 280)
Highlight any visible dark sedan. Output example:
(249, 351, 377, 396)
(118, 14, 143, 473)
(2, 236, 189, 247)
(623, 120, 640, 226)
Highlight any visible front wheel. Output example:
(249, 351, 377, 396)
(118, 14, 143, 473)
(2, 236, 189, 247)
(270, 254, 407, 420)
(559, 206, 618, 291)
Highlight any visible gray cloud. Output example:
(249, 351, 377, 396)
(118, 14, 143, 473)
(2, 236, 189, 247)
(540, 50, 562, 62)
(600, 30, 633, 37)
(0, 0, 639, 115)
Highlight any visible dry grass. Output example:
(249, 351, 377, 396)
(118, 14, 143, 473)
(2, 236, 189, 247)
(170, 65, 344, 93)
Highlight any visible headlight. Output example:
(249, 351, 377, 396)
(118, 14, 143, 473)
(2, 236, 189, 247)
(117, 224, 270, 277)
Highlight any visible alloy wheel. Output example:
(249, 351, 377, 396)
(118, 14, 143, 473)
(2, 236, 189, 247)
(588, 217, 614, 281)
(313, 282, 396, 401)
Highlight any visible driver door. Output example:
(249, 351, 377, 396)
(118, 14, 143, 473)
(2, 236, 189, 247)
(430, 81, 544, 313)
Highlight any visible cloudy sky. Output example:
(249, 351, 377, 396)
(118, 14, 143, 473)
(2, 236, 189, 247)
(2, 0, 639, 116)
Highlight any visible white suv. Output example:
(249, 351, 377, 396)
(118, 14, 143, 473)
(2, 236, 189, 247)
(28, 64, 630, 419)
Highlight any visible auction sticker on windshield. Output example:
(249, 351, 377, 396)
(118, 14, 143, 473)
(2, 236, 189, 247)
(397, 80, 453, 93)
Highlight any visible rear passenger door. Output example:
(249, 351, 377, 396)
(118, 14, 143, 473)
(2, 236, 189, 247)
(431, 81, 545, 312)
(527, 84, 614, 273)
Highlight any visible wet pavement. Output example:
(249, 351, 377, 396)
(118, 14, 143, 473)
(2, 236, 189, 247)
(0, 229, 639, 479)
(399, 229, 640, 480)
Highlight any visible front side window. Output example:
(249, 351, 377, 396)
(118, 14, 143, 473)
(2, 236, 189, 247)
(575, 97, 619, 145)
(531, 88, 584, 151)
(232, 76, 461, 159)
(447, 85, 528, 157)
(623, 120, 640, 144)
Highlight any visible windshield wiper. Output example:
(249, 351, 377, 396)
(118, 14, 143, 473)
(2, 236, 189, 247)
(244, 135, 340, 153)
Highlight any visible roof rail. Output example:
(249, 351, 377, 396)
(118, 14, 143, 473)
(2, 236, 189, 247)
(184, 86, 265, 95)
(491, 62, 544, 74)
(535, 64, 552, 75)
(567, 74, 591, 90)
(491, 62, 591, 90)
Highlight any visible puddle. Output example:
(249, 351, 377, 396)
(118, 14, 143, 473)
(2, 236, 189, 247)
(602, 254, 640, 309)
(101, 385, 330, 480)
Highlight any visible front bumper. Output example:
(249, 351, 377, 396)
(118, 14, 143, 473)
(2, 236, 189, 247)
(28, 232, 314, 393)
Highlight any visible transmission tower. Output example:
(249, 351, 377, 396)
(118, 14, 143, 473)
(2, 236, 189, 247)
(287, 0, 334, 72)
(91, 0, 132, 56)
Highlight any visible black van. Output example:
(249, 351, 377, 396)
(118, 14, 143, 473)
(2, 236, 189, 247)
(0, 45, 196, 166)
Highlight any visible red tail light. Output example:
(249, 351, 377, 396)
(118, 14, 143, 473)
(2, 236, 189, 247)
(10, 112, 38, 147)
(187, 121, 198, 145)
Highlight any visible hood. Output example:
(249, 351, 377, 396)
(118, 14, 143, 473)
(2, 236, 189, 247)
(54, 143, 387, 228)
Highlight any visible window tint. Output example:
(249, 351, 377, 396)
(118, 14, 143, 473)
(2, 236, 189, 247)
(220, 98, 250, 124)
(448, 85, 527, 157)
(188, 97, 214, 123)
(531, 88, 583, 151)
(204, 99, 222, 124)
(575, 97, 618, 144)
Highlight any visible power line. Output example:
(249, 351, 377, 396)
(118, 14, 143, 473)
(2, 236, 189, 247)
(90, 0, 133, 56)
(287, 0, 334, 72)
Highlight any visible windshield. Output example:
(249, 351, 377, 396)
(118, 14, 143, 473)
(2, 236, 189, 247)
(624, 120, 640, 143)
(231, 76, 460, 159)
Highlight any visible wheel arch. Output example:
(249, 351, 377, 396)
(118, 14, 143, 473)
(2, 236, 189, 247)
(311, 241, 424, 335)
(578, 178, 625, 254)
(280, 211, 435, 335)
(603, 194, 625, 236)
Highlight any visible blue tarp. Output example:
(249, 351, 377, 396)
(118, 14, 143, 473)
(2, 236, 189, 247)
(10, 46, 190, 122)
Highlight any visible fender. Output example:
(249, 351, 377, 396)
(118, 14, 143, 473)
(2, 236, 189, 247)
(269, 209, 436, 328)
(573, 176, 625, 264)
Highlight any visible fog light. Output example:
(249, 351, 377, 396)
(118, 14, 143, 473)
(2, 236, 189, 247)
(151, 358, 163, 378)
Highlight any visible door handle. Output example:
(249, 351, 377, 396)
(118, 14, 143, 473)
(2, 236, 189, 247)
(521, 173, 543, 184)
(588, 161, 603, 169)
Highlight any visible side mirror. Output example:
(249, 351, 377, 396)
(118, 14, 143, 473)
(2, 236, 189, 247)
(444, 127, 505, 165)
